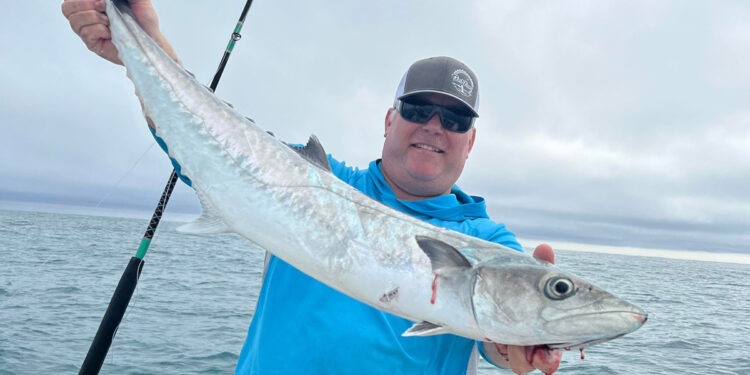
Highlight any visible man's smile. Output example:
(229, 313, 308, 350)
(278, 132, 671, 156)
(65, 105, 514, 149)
(411, 143, 444, 153)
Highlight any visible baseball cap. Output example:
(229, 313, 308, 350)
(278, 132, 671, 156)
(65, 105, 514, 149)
(394, 56, 479, 117)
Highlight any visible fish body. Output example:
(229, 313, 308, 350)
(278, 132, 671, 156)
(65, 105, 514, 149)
(105, 0, 646, 348)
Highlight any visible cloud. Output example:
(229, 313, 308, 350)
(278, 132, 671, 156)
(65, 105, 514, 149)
(452, 0, 750, 252)
(1, 0, 748, 253)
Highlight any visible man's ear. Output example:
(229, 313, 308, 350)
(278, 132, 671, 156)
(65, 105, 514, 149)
(465, 127, 476, 158)
(385, 107, 395, 137)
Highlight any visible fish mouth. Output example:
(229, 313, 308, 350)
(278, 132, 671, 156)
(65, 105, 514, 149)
(545, 311, 648, 350)
(411, 143, 443, 153)
(546, 332, 627, 350)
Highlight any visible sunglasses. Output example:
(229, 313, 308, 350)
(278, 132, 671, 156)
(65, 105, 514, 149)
(395, 99, 476, 133)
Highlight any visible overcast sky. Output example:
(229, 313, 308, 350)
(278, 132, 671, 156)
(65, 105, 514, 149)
(1, 1, 748, 253)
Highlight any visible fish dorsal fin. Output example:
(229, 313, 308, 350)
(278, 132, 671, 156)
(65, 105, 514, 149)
(402, 321, 450, 337)
(177, 189, 231, 234)
(415, 235, 471, 273)
(289, 135, 331, 172)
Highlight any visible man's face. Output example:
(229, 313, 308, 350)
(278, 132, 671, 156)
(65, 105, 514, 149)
(381, 93, 477, 200)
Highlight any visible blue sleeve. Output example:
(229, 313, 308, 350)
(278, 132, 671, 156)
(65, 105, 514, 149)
(486, 223, 523, 252)
(148, 127, 193, 186)
(326, 154, 357, 182)
(470, 219, 523, 252)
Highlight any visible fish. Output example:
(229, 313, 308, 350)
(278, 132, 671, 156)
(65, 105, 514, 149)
(105, 0, 646, 351)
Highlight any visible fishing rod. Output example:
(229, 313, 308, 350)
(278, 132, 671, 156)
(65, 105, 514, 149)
(79, 1, 255, 373)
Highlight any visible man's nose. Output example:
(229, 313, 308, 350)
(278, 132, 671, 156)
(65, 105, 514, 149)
(421, 114, 444, 134)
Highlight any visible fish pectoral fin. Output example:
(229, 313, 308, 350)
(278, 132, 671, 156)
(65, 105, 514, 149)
(415, 235, 472, 272)
(288, 134, 332, 172)
(177, 213, 230, 234)
(176, 189, 231, 234)
(402, 321, 451, 337)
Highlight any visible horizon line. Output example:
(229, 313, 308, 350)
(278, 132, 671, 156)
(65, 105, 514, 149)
(2, 200, 748, 265)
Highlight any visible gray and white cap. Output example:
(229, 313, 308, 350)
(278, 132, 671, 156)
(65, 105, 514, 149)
(394, 56, 479, 117)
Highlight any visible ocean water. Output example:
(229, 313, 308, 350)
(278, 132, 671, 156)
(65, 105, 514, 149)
(1, 209, 749, 375)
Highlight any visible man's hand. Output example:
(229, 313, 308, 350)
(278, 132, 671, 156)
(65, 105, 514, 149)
(492, 244, 562, 374)
(492, 342, 561, 375)
(61, 0, 176, 64)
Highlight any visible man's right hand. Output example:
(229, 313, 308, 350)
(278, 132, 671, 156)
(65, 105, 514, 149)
(61, 0, 172, 65)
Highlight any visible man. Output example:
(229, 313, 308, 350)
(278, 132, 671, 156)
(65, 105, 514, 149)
(62, 1, 560, 374)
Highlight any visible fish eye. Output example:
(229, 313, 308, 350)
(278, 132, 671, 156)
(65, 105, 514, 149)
(544, 277, 575, 300)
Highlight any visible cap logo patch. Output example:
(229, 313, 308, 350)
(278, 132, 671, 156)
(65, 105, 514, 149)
(451, 69, 474, 97)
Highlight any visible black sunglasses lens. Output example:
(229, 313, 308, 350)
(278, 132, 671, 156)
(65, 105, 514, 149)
(400, 102, 434, 123)
(399, 101, 474, 133)
(440, 109, 473, 133)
